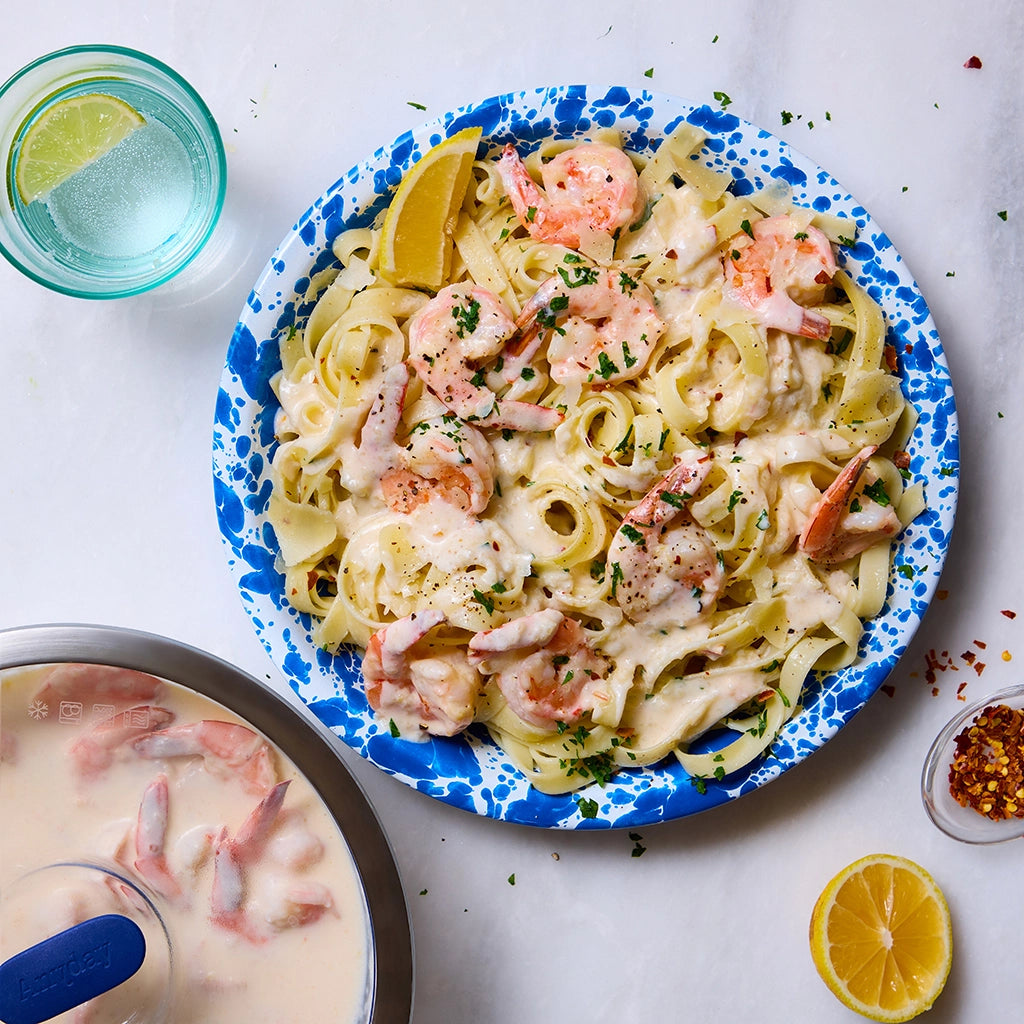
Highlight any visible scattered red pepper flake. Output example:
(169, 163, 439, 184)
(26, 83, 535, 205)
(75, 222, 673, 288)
(962, 650, 976, 665)
(949, 703, 1024, 819)
(1002, 609, 1017, 619)
(974, 639, 988, 650)
(974, 662, 987, 676)
(963, 55, 983, 69)
(956, 682, 968, 701)
(881, 684, 896, 698)
(936, 589, 949, 600)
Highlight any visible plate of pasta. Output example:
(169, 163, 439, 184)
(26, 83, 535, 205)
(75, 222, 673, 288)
(213, 85, 958, 829)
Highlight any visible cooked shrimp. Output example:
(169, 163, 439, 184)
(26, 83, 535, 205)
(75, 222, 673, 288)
(132, 720, 278, 796)
(133, 774, 183, 901)
(262, 881, 336, 931)
(606, 451, 725, 630)
(722, 215, 836, 339)
(468, 608, 609, 729)
(407, 284, 563, 431)
(32, 664, 165, 715)
(515, 264, 665, 385)
(798, 445, 902, 564)
(69, 705, 175, 777)
(363, 609, 481, 737)
(356, 362, 495, 515)
(209, 781, 292, 944)
(496, 141, 643, 248)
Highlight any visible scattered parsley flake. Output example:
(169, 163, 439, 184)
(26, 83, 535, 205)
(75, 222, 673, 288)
(596, 351, 620, 379)
(997, 210, 1008, 221)
(781, 110, 793, 125)
(713, 90, 732, 109)
(898, 564, 916, 579)
(507, 873, 516, 886)
(472, 589, 495, 614)
(407, 101, 426, 110)
(577, 796, 599, 819)
(621, 523, 645, 545)
(389, 719, 401, 738)
(644, 67, 654, 78)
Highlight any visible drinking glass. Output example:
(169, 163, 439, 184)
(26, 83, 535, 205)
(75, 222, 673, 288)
(0, 45, 226, 298)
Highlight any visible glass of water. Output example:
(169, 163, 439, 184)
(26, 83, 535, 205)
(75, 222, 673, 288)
(0, 45, 226, 298)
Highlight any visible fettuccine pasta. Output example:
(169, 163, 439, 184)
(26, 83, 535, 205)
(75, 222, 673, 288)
(268, 124, 921, 795)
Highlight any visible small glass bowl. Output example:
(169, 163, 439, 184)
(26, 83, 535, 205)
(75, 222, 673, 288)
(921, 684, 1024, 844)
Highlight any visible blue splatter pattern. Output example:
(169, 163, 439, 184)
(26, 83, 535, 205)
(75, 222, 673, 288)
(212, 86, 959, 830)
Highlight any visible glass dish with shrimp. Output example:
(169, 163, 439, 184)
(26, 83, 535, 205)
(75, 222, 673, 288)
(214, 85, 958, 830)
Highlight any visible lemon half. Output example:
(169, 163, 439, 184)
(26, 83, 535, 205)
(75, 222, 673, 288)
(809, 853, 952, 1022)
(379, 126, 482, 291)
(14, 92, 145, 204)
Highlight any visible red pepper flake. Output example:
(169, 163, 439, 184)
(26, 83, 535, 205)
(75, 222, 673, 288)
(883, 344, 899, 373)
(956, 682, 968, 701)
(962, 650, 976, 665)
(1002, 609, 1017, 619)
(963, 55, 983, 69)
(936, 589, 949, 600)
(881, 684, 896, 698)
(949, 703, 1024, 819)
(975, 639, 988, 650)
(974, 662, 987, 676)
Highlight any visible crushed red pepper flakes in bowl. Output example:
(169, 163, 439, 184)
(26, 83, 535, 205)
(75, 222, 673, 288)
(948, 704, 1024, 819)
(922, 685, 1024, 844)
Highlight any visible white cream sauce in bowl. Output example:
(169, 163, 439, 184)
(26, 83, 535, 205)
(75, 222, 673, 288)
(0, 624, 412, 1024)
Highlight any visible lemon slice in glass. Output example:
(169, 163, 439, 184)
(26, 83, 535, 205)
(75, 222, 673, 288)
(809, 853, 953, 1022)
(14, 92, 145, 204)
(379, 126, 482, 291)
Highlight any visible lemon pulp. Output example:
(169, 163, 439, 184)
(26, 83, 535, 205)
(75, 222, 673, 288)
(379, 126, 482, 291)
(809, 853, 952, 1023)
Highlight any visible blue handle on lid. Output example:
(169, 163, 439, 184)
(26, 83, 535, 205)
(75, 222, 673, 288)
(0, 913, 146, 1024)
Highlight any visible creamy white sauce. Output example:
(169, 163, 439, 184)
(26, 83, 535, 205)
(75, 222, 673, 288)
(0, 665, 370, 1024)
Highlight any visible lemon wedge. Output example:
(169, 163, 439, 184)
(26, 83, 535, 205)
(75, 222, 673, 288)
(14, 92, 145, 204)
(809, 853, 952, 1022)
(379, 126, 482, 290)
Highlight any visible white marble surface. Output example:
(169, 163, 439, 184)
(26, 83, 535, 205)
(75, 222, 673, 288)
(1, 2, 1022, 1021)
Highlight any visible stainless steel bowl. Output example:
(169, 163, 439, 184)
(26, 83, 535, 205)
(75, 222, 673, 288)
(0, 622, 413, 1023)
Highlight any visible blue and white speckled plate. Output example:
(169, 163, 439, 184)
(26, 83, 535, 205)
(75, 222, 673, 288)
(213, 86, 959, 830)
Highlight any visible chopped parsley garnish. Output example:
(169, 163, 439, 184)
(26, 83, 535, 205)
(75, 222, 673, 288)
(837, 234, 857, 247)
(452, 296, 481, 338)
(577, 796, 599, 819)
(521, 366, 536, 381)
(469, 369, 487, 388)
(526, 206, 537, 222)
(407, 101, 427, 110)
(727, 489, 744, 512)
(794, 231, 808, 241)
(659, 490, 686, 509)
(644, 67, 654, 79)
(618, 270, 639, 294)
(755, 509, 770, 531)
(472, 589, 495, 614)
(898, 564, 916, 579)
(621, 524, 645, 545)
(740, 218, 754, 238)
(590, 559, 606, 581)
(596, 351, 620, 379)
(507, 873, 516, 885)
(614, 424, 634, 453)
(491, 580, 508, 594)
(610, 561, 624, 596)
(862, 480, 891, 507)
(781, 110, 793, 125)
(622, 339, 639, 369)
(713, 90, 732, 109)
(997, 210, 1008, 221)
(389, 719, 401, 738)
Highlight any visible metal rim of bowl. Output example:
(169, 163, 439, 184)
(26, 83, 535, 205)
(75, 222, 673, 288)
(0, 622, 413, 1024)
